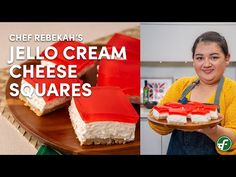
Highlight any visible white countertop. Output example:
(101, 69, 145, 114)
(140, 106, 151, 118)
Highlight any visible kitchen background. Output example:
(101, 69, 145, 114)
(140, 22, 236, 155)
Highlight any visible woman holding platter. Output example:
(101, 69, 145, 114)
(149, 31, 236, 155)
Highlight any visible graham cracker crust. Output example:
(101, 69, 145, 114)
(80, 138, 130, 146)
(19, 94, 70, 116)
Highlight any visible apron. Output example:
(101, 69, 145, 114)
(167, 77, 224, 155)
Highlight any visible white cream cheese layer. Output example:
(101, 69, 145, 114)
(210, 110, 218, 119)
(167, 115, 187, 124)
(21, 79, 70, 113)
(21, 79, 46, 112)
(68, 98, 136, 145)
(191, 114, 209, 123)
(153, 110, 168, 119)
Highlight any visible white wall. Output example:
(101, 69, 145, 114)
(141, 22, 236, 62)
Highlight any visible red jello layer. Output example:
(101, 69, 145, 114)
(96, 33, 140, 97)
(183, 105, 194, 114)
(97, 59, 139, 96)
(153, 105, 169, 113)
(164, 102, 183, 108)
(106, 33, 140, 61)
(41, 41, 96, 73)
(191, 108, 209, 115)
(168, 108, 188, 116)
(204, 104, 217, 111)
(73, 87, 139, 123)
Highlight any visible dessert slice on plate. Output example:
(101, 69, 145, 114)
(152, 105, 169, 120)
(167, 108, 188, 124)
(204, 104, 218, 119)
(68, 86, 139, 145)
(96, 33, 140, 103)
(190, 109, 211, 123)
(19, 68, 82, 116)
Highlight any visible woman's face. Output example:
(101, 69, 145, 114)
(193, 41, 230, 85)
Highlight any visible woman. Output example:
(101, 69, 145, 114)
(149, 31, 236, 155)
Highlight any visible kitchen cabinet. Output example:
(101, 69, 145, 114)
(141, 22, 236, 62)
(141, 118, 161, 155)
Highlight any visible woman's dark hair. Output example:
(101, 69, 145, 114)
(192, 31, 229, 58)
